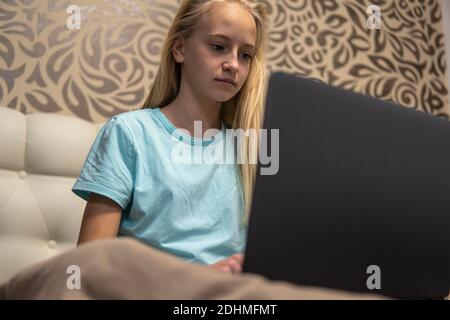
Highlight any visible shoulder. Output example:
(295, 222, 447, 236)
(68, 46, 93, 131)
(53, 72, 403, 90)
(104, 108, 159, 136)
(110, 108, 159, 128)
(109, 108, 152, 125)
(102, 108, 164, 151)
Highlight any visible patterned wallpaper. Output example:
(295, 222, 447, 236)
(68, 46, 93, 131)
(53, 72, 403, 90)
(0, 0, 449, 122)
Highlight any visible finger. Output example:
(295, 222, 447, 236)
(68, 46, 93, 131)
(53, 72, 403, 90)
(227, 259, 242, 274)
(230, 254, 244, 266)
(211, 257, 229, 268)
(220, 265, 232, 274)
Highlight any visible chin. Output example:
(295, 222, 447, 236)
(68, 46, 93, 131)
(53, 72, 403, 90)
(213, 94, 235, 102)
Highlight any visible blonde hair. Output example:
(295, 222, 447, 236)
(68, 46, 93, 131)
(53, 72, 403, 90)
(142, 0, 269, 224)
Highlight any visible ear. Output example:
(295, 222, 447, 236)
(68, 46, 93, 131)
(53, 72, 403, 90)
(172, 38, 185, 63)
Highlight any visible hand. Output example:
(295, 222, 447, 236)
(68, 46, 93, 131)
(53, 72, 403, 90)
(209, 254, 244, 275)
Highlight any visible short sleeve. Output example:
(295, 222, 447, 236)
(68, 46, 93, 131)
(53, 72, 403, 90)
(72, 116, 136, 209)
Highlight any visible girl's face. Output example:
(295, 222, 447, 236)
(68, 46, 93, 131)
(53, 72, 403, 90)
(173, 2, 257, 103)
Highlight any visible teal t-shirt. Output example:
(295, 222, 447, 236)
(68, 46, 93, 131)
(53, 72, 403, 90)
(72, 107, 247, 265)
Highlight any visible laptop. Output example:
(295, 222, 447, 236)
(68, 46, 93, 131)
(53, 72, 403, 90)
(242, 72, 450, 299)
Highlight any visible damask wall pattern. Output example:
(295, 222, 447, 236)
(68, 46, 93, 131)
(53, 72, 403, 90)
(0, 0, 448, 122)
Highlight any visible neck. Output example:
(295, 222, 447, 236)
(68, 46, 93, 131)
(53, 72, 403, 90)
(160, 77, 222, 138)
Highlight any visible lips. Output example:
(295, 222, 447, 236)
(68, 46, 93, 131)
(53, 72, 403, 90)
(216, 78, 237, 86)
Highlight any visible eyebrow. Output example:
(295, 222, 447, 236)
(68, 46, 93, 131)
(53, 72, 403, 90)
(208, 33, 256, 52)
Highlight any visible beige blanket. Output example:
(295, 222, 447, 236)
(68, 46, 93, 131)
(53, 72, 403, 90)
(0, 238, 386, 300)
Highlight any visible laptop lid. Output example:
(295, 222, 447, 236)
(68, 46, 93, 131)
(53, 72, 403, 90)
(242, 72, 450, 299)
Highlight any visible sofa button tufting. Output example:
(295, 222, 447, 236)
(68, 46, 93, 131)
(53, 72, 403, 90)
(18, 170, 27, 179)
(48, 240, 57, 249)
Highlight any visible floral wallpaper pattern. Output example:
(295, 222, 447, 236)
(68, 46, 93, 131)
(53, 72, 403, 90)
(0, 0, 448, 122)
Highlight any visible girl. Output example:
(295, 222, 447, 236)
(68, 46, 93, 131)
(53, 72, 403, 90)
(72, 0, 268, 275)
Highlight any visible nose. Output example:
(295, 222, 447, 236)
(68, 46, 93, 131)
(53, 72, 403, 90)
(223, 50, 239, 74)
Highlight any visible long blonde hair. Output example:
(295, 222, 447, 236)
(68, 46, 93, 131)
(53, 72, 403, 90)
(142, 0, 269, 224)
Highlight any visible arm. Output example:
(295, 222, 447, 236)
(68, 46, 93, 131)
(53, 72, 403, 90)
(77, 193, 122, 246)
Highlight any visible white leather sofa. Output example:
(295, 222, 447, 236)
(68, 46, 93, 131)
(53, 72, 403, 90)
(0, 106, 103, 284)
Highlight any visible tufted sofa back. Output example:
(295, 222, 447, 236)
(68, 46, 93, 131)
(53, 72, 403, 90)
(0, 107, 103, 283)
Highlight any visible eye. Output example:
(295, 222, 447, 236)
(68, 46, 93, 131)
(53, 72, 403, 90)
(211, 44, 225, 51)
(241, 53, 253, 61)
